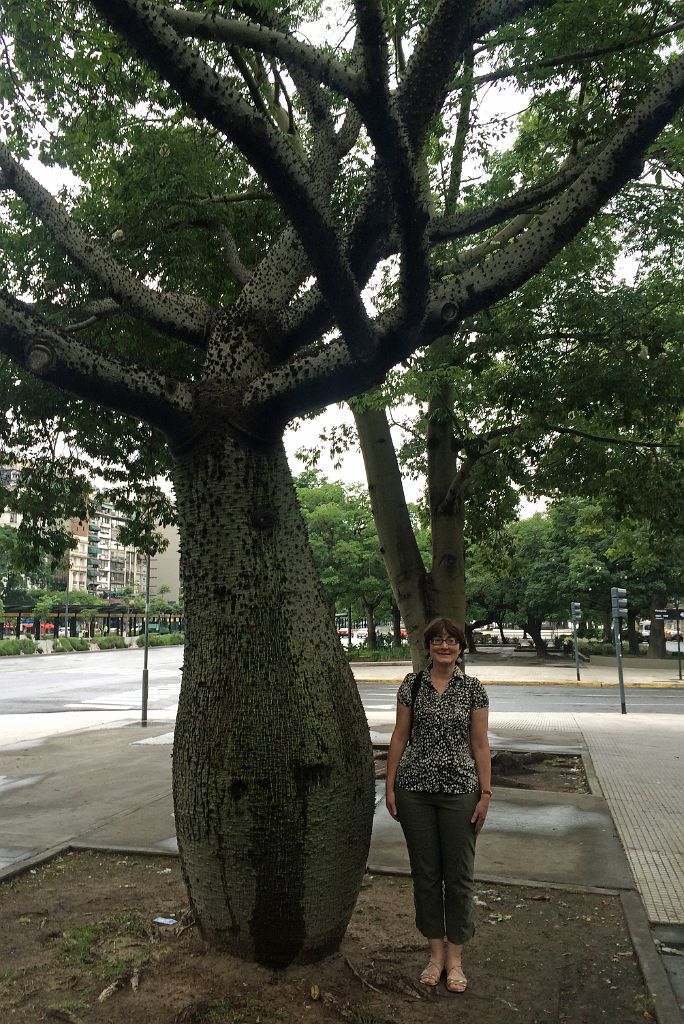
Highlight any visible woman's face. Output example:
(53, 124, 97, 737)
(429, 633, 461, 666)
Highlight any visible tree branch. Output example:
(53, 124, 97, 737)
(429, 153, 592, 245)
(471, 19, 684, 86)
(0, 145, 214, 346)
(161, 6, 363, 103)
(426, 53, 684, 333)
(92, 0, 378, 365)
(353, 0, 431, 333)
(0, 291, 191, 432)
(546, 424, 679, 449)
(278, 0, 557, 356)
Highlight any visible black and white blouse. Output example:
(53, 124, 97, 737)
(395, 668, 489, 795)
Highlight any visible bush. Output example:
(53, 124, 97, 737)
(136, 631, 184, 647)
(577, 638, 634, 657)
(53, 636, 89, 652)
(95, 635, 127, 650)
(345, 644, 408, 661)
(0, 637, 36, 656)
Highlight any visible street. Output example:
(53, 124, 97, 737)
(0, 649, 683, 725)
(359, 682, 684, 721)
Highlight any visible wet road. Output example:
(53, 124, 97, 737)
(1, 649, 682, 717)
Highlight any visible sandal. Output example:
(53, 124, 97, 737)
(446, 965, 467, 993)
(419, 959, 444, 986)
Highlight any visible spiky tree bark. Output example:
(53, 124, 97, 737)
(1, 0, 683, 965)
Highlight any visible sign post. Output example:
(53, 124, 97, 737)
(610, 587, 628, 715)
(571, 602, 581, 681)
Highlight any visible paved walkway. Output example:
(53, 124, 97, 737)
(489, 712, 684, 926)
(0, 664, 682, 1019)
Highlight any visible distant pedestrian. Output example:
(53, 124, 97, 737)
(385, 617, 491, 993)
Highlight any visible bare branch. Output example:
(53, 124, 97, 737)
(92, 0, 378, 364)
(216, 224, 252, 285)
(161, 6, 362, 103)
(279, 1, 557, 355)
(430, 150, 596, 246)
(353, 0, 431, 332)
(0, 142, 214, 345)
(0, 291, 191, 431)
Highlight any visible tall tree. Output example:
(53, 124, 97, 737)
(0, 0, 683, 965)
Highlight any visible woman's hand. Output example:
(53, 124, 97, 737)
(386, 787, 399, 820)
(471, 796, 490, 833)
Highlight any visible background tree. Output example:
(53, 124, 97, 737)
(296, 473, 395, 646)
(0, 0, 683, 965)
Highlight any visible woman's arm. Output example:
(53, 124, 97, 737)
(470, 706, 491, 833)
(385, 702, 413, 819)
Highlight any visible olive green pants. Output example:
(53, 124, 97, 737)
(395, 788, 479, 945)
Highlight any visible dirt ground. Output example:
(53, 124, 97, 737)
(1, 755, 650, 1024)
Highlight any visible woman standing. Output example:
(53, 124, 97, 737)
(385, 617, 491, 993)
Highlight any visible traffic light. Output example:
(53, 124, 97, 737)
(611, 587, 628, 618)
(571, 602, 581, 623)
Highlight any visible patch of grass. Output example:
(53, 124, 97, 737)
(58, 911, 148, 970)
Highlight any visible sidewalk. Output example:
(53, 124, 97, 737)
(0, 702, 682, 1020)
(351, 653, 684, 687)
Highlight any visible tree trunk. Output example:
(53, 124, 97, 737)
(362, 597, 379, 650)
(391, 600, 402, 646)
(426, 373, 466, 626)
(170, 431, 375, 968)
(354, 407, 430, 669)
(648, 593, 667, 658)
(627, 608, 641, 655)
(526, 615, 547, 656)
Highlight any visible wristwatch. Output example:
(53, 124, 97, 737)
(480, 789, 492, 797)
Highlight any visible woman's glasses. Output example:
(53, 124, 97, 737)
(430, 637, 459, 647)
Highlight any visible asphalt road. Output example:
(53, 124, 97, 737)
(358, 682, 684, 715)
(1, 648, 682, 717)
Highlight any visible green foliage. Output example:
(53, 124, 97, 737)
(0, 637, 35, 655)
(53, 636, 90, 653)
(95, 635, 127, 650)
(136, 631, 184, 647)
(295, 473, 392, 621)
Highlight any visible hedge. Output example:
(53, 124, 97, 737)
(53, 637, 90, 653)
(0, 637, 36, 656)
(136, 632, 185, 647)
(95, 635, 128, 650)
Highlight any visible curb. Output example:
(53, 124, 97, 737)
(621, 890, 684, 1024)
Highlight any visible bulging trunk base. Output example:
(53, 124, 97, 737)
(171, 433, 375, 967)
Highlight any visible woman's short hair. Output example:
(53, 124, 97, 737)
(423, 616, 467, 651)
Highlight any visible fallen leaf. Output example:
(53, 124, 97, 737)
(310, 984, 320, 1000)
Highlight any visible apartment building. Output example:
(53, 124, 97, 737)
(75, 501, 149, 598)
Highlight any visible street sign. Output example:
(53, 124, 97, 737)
(654, 609, 668, 620)
(666, 608, 684, 619)
(571, 602, 581, 622)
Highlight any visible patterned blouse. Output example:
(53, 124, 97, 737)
(395, 668, 489, 794)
